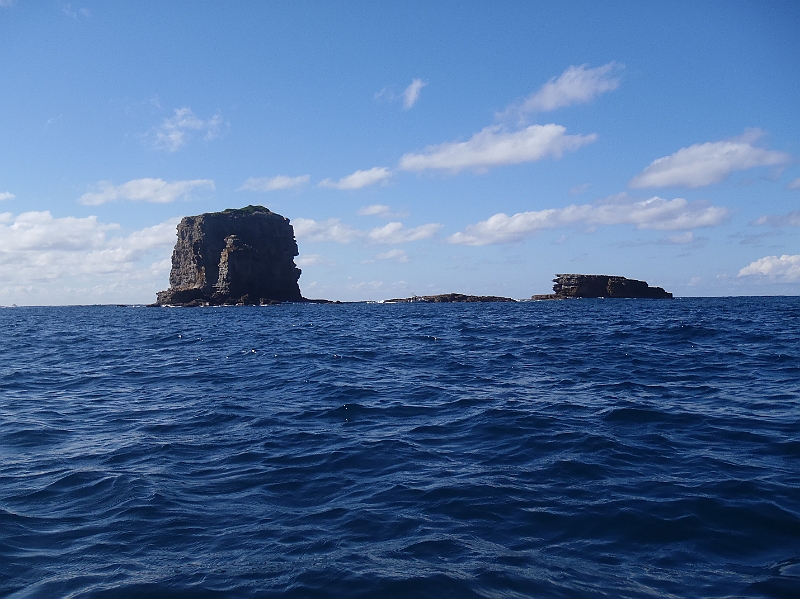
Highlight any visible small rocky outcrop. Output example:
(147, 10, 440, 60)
(531, 274, 673, 300)
(155, 206, 302, 306)
(384, 293, 517, 303)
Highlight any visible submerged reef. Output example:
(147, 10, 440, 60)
(155, 206, 303, 306)
(531, 274, 673, 300)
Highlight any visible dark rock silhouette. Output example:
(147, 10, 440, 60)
(384, 293, 517, 303)
(531, 274, 673, 300)
(155, 206, 302, 306)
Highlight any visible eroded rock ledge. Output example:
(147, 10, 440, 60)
(155, 206, 303, 306)
(384, 293, 517, 303)
(531, 274, 673, 300)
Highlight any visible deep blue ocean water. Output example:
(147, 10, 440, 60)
(0, 298, 798, 599)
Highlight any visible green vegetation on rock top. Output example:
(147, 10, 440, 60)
(219, 205, 271, 215)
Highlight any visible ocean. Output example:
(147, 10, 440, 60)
(1, 298, 798, 598)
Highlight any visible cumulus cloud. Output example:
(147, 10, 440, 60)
(79, 178, 215, 205)
(399, 124, 596, 172)
(367, 222, 441, 244)
(293, 218, 362, 243)
(238, 175, 310, 192)
(403, 79, 427, 109)
(629, 129, 792, 189)
(787, 177, 800, 190)
(503, 62, 622, 119)
(0, 192, 15, 201)
(293, 217, 440, 245)
(448, 195, 729, 246)
(319, 167, 392, 190)
(0, 211, 179, 302)
(152, 107, 224, 152)
(738, 254, 800, 281)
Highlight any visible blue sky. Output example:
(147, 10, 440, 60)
(1, 1, 799, 304)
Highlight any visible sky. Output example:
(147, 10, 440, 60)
(1, 1, 799, 304)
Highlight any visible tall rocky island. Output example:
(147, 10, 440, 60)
(155, 206, 303, 306)
(532, 274, 673, 299)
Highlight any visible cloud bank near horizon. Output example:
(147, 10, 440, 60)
(738, 254, 800, 282)
(0, 211, 179, 301)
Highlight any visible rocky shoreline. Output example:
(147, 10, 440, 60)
(383, 293, 517, 303)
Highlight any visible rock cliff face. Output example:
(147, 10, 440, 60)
(155, 206, 302, 306)
(532, 274, 673, 299)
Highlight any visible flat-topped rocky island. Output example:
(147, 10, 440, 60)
(531, 274, 673, 300)
(155, 206, 303, 306)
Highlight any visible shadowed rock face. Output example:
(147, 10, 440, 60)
(532, 274, 673, 299)
(155, 206, 302, 306)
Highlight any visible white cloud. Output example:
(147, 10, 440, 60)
(357, 204, 408, 218)
(752, 210, 800, 227)
(293, 217, 440, 245)
(629, 129, 792, 189)
(153, 107, 224, 152)
(367, 221, 441, 244)
(358, 204, 391, 217)
(238, 175, 310, 192)
(0, 0, 15, 7)
(664, 231, 696, 245)
(0, 192, 15, 201)
(787, 177, 800, 190)
(376, 249, 409, 263)
(0, 211, 179, 303)
(506, 62, 622, 116)
(319, 167, 392, 190)
(293, 218, 362, 243)
(295, 254, 335, 267)
(399, 124, 596, 172)
(79, 178, 215, 206)
(738, 254, 800, 281)
(403, 79, 427, 109)
(448, 195, 729, 246)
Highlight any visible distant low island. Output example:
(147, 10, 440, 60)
(154, 207, 673, 306)
(384, 293, 517, 303)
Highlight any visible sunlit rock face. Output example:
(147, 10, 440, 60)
(155, 206, 302, 306)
